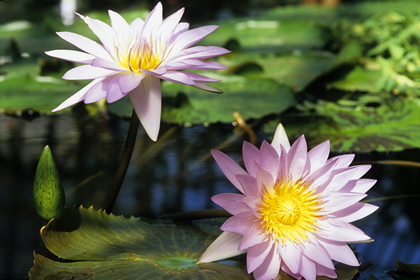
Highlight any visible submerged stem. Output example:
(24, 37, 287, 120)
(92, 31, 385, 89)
(104, 109, 139, 213)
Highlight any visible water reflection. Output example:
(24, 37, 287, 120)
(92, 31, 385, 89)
(0, 112, 419, 278)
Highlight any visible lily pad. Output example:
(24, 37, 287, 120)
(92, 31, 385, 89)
(29, 206, 251, 280)
(0, 73, 85, 114)
(269, 97, 420, 153)
(29, 207, 362, 280)
(108, 76, 296, 124)
(328, 60, 420, 95)
(221, 50, 337, 91)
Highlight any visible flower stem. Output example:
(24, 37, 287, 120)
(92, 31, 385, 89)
(104, 109, 139, 213)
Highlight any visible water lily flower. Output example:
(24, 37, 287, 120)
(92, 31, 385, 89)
(198, 124, 378, 280)
(46, 2, 229, 141)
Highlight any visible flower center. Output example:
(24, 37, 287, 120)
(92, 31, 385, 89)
(115, 39, 164, 73)
(258, 180, 323, 244)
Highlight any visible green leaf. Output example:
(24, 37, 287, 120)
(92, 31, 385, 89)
(395, 259, 420, 274)
(327, 65, 384, 93)
(273, 97, 420, 153)
(28, 206, 251, 280)
(109, 77, 296, 124)
(0, 60, 87, 114)
(29, 207, 361, 280)
(220, 50, 337, 91)
(33, 145, 65, 220)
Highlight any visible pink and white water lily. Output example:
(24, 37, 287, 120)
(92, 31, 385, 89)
(46, 2, 229, 141)
(198, 124, 378, 280)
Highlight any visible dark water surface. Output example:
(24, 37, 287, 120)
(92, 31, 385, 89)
(0, 112, 419, 279)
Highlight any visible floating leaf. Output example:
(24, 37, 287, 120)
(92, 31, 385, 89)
(29, 207, 362, 280)
(270, 97, 420, 153)
(327, 65, 384, 93)
(28, 206, 251, 280)
(395, 259, 420, 274)
(109, 76, 296, 124)
(0, 59, 87, 114)
(33, 145, 65, 220)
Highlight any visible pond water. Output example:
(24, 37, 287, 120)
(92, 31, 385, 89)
(0, 112, 419, 279)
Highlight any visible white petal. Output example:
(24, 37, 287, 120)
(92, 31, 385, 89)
(108, 10, 131, 39)
(141, 2, 163, 39)
(306, 157, 338, 189)
(259, 141, 280, 180)
(182, 72, 220, 83)
(299, 255, 316, 280)
(52, 78, 103, 112)
(302, 234, 335, 269)
(192, 83, 222, 93)
(242, 141, 260, 177)
(156, 7, 184, 40)
(253, 244, 281, 280)
(118, 72, 144, 93)
(246, 240, 273, 273)
(236, 174, 258, 197)
(105, 75, 124, 103)
(84, 78, 109, 103)
(278, 241, 301, 274)
(327, 154, 354, 168)
(81, 15, 115, 53)
(211, 149, 247, 193)
(168, 46, 230, 61)
(45, 50, 94, 64)
(318, 219, 372, 243)
(129, 17, 144, 38)
(323, 192, 367, 212)
(170, 25, 219, 53)
(307, 140, 330, 174)
(168, 22, 190, 44)
(271, 123, 290, 152)
(158, 71, 196, 85)
(287, 135, 308, 181)
(129, 76, 162, 141)
(318, 238, 360, 266)
(211, 193, 248, 215)
(56, 31, 112, 60)
(90, 57, 126, 71)
(332, 202, 378, 223)
(321, 167, 364, 193)
(255, 162, 274, 193)
(343, 179, 376, 194)
(63, 65, 116, 80)
(197, 231, 246, 263)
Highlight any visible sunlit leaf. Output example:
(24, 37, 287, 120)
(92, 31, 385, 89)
(0, 60, 86, 114)
(221, 51, 337, 91)
(109, 77, 296, 124)
(269, 97, 420, 153)
(28, 206, 251, 280)
(327, 65, 384, 93)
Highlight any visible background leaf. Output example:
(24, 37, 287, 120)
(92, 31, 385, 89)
(268, 97, 420, 152)
(108, 77, 296, 124)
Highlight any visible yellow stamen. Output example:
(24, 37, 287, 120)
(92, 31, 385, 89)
(115, 38, 164, 72)
(258, 179, 323, 244)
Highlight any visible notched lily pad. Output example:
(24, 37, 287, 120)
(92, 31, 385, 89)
(28, 206, 252, 280)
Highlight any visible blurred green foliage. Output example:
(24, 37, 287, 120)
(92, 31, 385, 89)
(0, 1, 420, 153)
